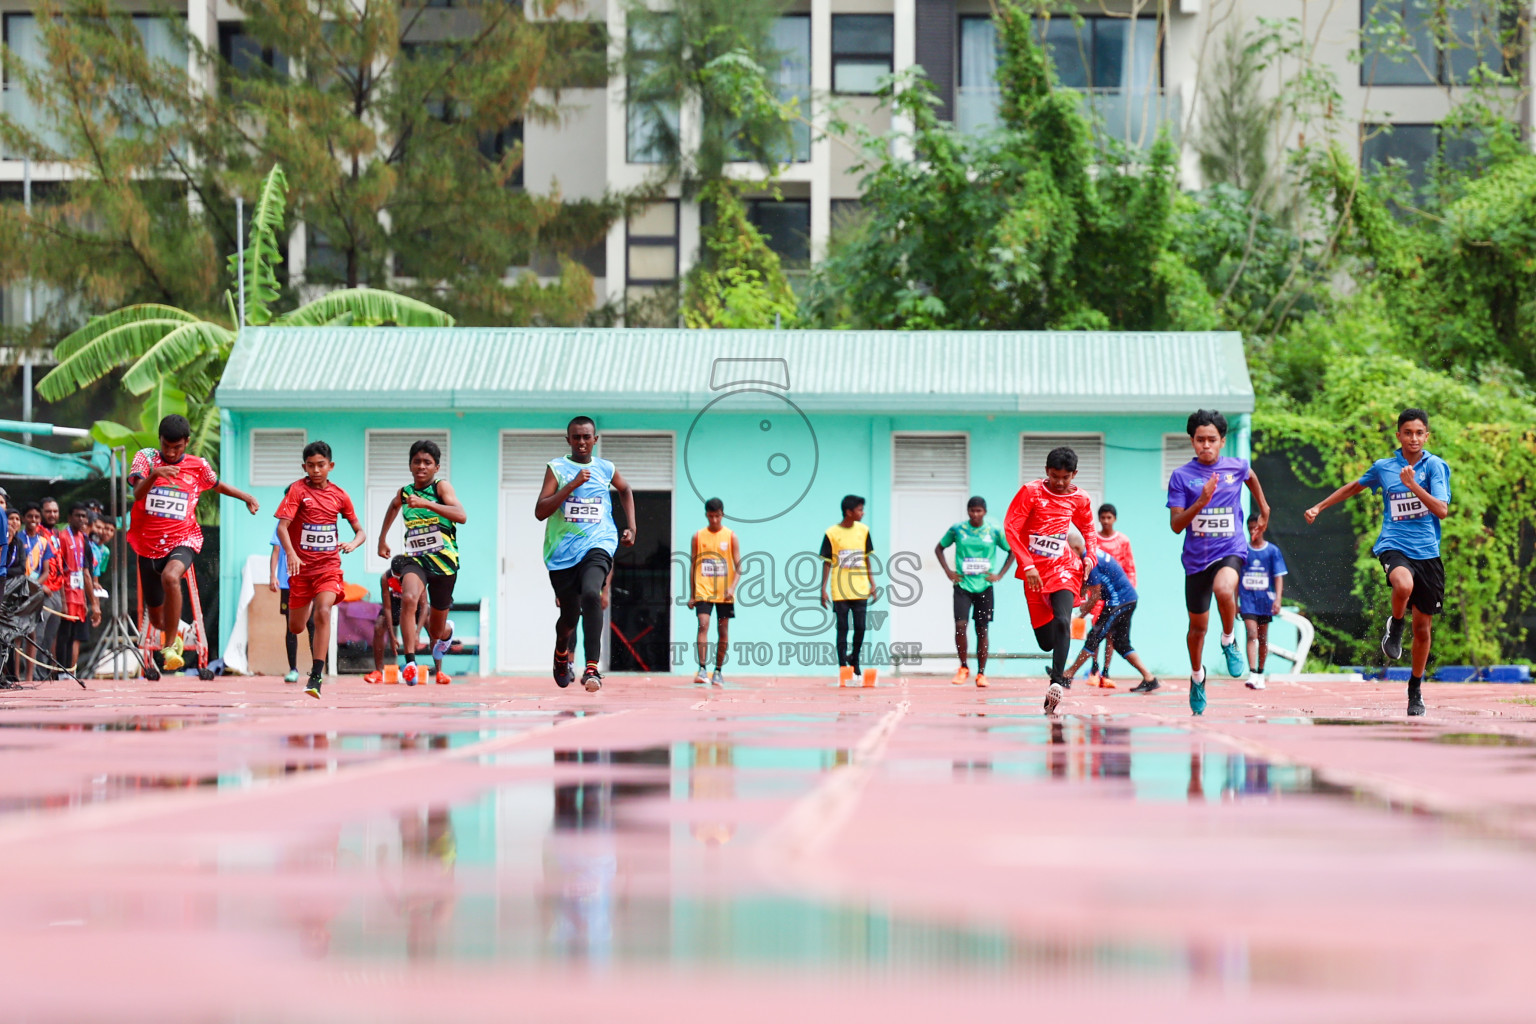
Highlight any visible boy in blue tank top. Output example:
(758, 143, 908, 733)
(1306, 408, 1450, 717)
(535, 416, 636, 693)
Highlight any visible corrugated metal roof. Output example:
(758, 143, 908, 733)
(217, 328, 1254, 414)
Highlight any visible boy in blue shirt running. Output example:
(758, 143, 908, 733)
(1239, 521, 1288, 690)
(1305, 408, 1451, 717)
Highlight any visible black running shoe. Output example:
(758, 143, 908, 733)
(1057, 673, 1072, 690)
(553, 649, 574, 689)
(1129, 678, 1160, 694)
(1382, 615, 1405, 662)
(1407, 682, 1426, 717)
(581, 665, 603, 693)
(304, 675, 323, 699)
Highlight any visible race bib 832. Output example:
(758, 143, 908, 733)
(562, 499, 603, 524)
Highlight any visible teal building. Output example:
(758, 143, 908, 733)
(216, 328, 1255, 678)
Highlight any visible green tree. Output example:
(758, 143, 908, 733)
(682, 181, 795, 328)
(0, 0, 615, 328)
(801, 0, 1215, 332)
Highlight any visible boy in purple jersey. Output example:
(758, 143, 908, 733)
(1166, 409, 1271, 715)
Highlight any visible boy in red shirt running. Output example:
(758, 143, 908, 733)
(276, 441, 365, 698)
(128, 415, 260, 672)
(1004, 446, 1097, 715)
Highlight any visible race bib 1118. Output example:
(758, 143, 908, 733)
(1389, 491, 1428, 521)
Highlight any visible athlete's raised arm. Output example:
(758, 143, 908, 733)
(1304, 481, 1366, 525)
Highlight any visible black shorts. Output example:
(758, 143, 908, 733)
(400, 561, 457, 611)
(1379, 550, 1445, 616)
(1243, 613, 1273, 626)
(549, 549, 613, 605)
(1083, 601, 1136, 655)
(279, 587, 290, 615)
(952, 585, 994, 624)
(694, 601, 735, 620)
(137, 548, 196, 607)
(55, 618, 88, 647)
(1185, 555, 1245, 614)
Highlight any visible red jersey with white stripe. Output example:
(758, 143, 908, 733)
(1096, 530, 1136, 586)
(275, 480, 356, 576)
(127, 449, 218, 558)
(1003, 480, 1098, 591)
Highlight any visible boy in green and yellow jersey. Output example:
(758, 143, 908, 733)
(688, 497, 742, 686)
(820, 494, 879, 687)
(935, 496, 1015, 689)
(377, 439, 466, 685)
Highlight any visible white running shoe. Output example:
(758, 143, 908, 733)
(1246, 673, 1266, 690)
(694, 667, 710, 684)
(1043, 682, 1064, 715)
(431, 620, 455, 660)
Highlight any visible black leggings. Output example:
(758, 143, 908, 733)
(551, 551, 612, 665)
(1032, 590, 1075, 682)
(833, 599, 867, 670)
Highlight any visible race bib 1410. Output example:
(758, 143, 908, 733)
(1028, 534, 1066, 559)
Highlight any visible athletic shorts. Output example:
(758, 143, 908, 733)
(400, 561, 457, 611)
(1243, 613, 1273, 626)
(1083, 601, 1136, 656)
(1185, 555, 1245, 614)
(1379, 550, 1445, 616)
(55, 618, 88, 647)
(694, 600, 735, 620)
(279, 587, 290, 616)
(288, 568, 345, 606)
(952, 585, 994, 624)
(548, 549, 613, 606)
(1026, 584, 1077, 630)
(137, 548, 196, 607)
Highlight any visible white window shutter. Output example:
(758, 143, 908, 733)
(600, 433, 674, 490)
(249, 429, 306, 487)
(1020, 434, 1105, 509)
(501, 432, 570, 488)
(1162, 433, 1191, 487)
(365, 430, 451, 573)
(892, 435, 968, 489)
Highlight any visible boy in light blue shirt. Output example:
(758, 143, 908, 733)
(1306, 408, 1451, 717)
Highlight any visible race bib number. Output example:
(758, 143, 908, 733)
(961, 557, 991, 576)
(68, 570, 83, 590)
(1389, 491, 1427, 521)
(145, 486, 190, 520)
(1028, 534, 1066, 559)
(1242, 572, 1269, 591)
(300, 523, 338, 552)
(700, 557, 728, 578)
(1191, 507, 1237, 537)
(404, 524, 445, 555)
(562, 499, 603, 524)
(836, 549, 866, 570)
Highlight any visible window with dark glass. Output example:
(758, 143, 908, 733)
(959, 15, 1160, 94)
(1360, 0, 1516, 86)
(218, 21, 288, 90)
(832, 15, 893, 95)
(747, 199, 811, 266)
(1360, 121, 1485, 202)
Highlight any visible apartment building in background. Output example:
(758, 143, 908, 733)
(0, 0, 1530, 322)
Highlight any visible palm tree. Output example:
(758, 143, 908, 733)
(36, 163, 454, 465)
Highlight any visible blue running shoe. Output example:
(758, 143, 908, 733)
(1189, 676, 1207, 716)
(1221, 640, 1245, 678)
(432, 620, 455, 660)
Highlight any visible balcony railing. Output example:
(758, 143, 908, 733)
(956, 86, 1182, 148)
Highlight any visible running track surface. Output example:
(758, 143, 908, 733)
(1, 672, 1534, 1022)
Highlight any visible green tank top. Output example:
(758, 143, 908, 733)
(400, 480, 459, 575)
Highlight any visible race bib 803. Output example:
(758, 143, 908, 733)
(300, 523, 338, 552)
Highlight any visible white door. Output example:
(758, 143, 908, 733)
(498, 432, 567, 672)
(888, 435, 970, 668)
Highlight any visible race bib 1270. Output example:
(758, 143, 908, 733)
(300, 523, 338, 552)
(1192, 507, 1237, 537)
(562, 499, 603, 524)
(1389, 491, 1427, 521)
(145, 486, 190, 520)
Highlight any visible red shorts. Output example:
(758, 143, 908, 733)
(1023, 559, 1084, 629)
(287, 568, 344, 607)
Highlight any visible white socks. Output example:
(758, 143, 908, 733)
(1192, 668, 1206, 683)
(1220, 632, 1235, 647)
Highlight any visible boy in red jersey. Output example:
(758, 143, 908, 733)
(128, 415, 260, 672)
(1004, 446, 1097, 715)
(275, 441, 366, 698)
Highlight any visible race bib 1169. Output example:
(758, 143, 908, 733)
(404, 524, 445, 554)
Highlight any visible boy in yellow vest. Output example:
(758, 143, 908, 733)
(820, 494, 879, 686)
(687, 497, 742, 685)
